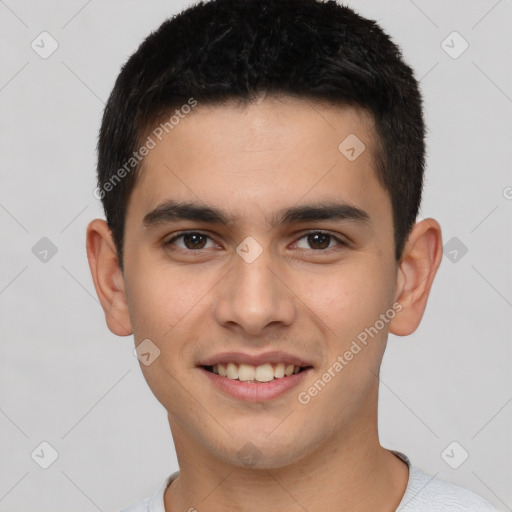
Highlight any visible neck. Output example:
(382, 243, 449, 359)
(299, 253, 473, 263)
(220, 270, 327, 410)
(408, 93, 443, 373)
(164, 395, 409, 512)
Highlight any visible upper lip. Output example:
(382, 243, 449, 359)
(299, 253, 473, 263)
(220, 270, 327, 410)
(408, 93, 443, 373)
(199, 351, 313, 368)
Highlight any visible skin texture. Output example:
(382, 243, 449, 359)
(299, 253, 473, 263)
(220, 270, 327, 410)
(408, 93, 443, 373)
(86, 95, 443, 511)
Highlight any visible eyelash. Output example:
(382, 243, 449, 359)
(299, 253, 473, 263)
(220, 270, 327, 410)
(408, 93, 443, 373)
(164, 230, 348, 253)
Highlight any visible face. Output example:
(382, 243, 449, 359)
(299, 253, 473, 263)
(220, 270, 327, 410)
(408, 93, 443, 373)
(121, 96, 401, 468)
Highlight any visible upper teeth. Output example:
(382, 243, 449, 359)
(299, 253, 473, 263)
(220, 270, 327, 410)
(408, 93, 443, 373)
(211, 363, 301, 382)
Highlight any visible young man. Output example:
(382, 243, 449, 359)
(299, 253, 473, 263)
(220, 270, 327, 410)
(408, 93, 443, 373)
(86, 0, 497, 510)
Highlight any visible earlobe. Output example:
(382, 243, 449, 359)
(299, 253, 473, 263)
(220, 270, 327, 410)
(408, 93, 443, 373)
(389, 218, 443, 337)
(86, 219, 133, 336)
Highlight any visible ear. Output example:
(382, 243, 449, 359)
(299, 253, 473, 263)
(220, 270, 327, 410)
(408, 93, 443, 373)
(86, 219, 133, 336)
(389, 218, 443, 336)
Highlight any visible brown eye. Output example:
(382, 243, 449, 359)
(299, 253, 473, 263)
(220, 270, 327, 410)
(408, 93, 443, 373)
(182, 233, 207, 249)
(295, 231, 345, 251)
(166, 232, 215, 250)
(308, 233, 331, 249)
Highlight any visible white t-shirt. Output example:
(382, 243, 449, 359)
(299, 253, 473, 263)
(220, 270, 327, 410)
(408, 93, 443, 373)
(120, 452, 497, 511)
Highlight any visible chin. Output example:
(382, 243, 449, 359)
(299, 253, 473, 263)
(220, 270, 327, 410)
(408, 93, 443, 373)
(213, 432, 313, 471)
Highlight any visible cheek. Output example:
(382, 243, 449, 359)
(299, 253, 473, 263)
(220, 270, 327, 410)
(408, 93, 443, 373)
(125, 267, 204, 408)
(297, 259, 393, 336)
(127, 264, 216, 341)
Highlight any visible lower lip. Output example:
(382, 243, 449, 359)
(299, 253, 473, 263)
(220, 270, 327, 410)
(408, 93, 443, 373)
(199, 367, 312, 402)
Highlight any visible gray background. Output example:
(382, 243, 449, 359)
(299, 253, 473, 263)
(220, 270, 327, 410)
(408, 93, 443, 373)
(1, 0, 511, 510)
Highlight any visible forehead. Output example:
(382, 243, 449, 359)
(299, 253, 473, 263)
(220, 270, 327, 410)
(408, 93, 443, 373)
(126, 96, 390, 231)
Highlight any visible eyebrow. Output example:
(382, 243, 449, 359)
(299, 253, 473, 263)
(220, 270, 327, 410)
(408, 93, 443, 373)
(142, 199, 372, 229)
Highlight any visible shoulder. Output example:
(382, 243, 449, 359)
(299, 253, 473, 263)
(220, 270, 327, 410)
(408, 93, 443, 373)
(398, 465, 498, 511)
(119, 472, 178, 512)
(120, 496, 150, 512)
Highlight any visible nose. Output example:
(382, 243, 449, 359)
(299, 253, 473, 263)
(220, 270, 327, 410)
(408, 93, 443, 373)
(212, 243, 297, 336)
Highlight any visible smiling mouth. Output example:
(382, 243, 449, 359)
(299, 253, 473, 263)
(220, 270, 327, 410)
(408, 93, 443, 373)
(202, 363, 312, 383)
